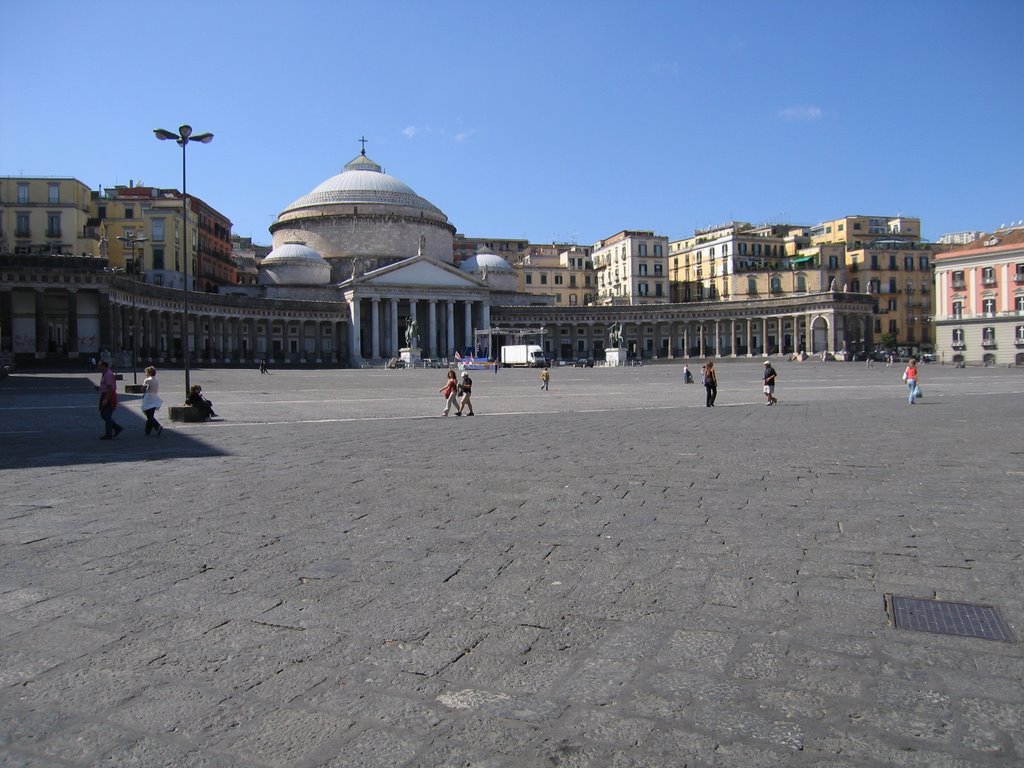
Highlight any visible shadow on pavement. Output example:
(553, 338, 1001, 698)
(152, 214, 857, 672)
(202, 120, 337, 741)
(0, 373, 228, 469)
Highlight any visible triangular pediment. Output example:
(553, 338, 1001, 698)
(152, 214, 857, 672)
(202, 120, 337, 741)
(346, 256, 486, 289)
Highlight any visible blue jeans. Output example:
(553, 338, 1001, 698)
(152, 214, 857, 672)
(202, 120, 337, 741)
(907, 379, 917, 404)
(100, 404, 122, 436)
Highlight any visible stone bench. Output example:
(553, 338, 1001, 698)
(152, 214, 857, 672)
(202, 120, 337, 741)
(168, 405, 208, 423)
(123, 384, 145, 394)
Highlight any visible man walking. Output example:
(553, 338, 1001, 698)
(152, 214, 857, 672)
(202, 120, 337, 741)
(97, 360, 124, 439)
(763, 360, 778, 405)
(541, 367, 550, 391)
(456, 371, 475, 415)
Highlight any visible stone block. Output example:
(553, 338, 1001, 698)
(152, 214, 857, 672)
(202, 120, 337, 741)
(168, 405, 207, 422)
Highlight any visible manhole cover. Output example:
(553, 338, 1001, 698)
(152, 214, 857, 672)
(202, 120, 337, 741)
(887, 595, 1015, 642)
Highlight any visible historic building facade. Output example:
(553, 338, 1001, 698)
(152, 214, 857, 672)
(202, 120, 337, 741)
(933, 226, 1024, 366)
(1, 151, 881, 369)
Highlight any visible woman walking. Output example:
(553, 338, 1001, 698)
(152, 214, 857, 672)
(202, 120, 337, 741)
(903, 357, 920, 404)
(702, 360, 718, 407)
(141, 365, 164, 436)
(440, 369, 459, 417)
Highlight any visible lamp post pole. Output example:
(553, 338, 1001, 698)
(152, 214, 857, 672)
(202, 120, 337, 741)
(154, 124, 213, 399)
(116, 231, 147, 386)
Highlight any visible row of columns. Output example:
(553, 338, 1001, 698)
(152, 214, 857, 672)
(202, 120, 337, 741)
(537, 311, 869, 359)
(110, 303, 346, 365)
(351, 296, 490, 361)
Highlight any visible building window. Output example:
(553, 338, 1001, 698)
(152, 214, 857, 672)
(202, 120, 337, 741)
(983, 298, 996, 315)
(15, 212, 30, 237)
(796, 274, 806, 292)
(952, 300, 963, 319)
(1016, 325, 1024, 343)
(952, 270, 965, 288)
(554, 274, 563, 285)
(654, 244, 663, 257)
(48, 183, 60, 203)
(17, 183, 29, 203)
(525, 274, 532, 285)
(540, 274, 547, 285)
(888, 278, 897, 293)
(638, 263, 648, 276)
(888, 298, 898, 311)
(569, 294, 577, 305)
(151, 219, 165, 242)
(638, 244, 647, 257)
(889, 319, 898, 333)
(919, 256, 929, 270)
(569, 275, 577, 287)
(655, 283, 663, 297)
(870, 254, 879, 270)
(152, 247, 165, 270)
(904, 256, 914, 270)
(982, 327, 996, 346)
(770, 276, 782, 293)
(952, 328, 964, 344)
(982, 266, 996, 286)
(124, 206, 134, 220)
(1016, 295, 1024, 313)
(46, 213, 61, 237)
(748, 277, 758, 295)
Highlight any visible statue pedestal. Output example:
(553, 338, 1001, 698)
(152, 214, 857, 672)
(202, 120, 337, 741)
(605, 348, 627, 367)
(400, 347, 421, 366)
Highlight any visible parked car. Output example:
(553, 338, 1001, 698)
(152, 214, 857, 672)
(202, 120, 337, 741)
(920, 353, 937, 363)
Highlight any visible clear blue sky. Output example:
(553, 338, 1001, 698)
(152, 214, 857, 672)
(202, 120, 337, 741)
(3, 0, 1022, 245)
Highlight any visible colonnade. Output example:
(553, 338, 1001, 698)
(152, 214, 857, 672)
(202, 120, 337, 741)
(109, 302, 347, 365)
(348, 293, 491, 362)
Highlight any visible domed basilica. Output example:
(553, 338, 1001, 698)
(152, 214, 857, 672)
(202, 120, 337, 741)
(258, 148, 498, 363)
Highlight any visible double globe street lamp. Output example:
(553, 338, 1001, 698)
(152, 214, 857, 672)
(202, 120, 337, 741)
(153, 124, 213, 399)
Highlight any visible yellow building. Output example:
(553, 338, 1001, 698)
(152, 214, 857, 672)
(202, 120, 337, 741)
(809, 215, 933, 352)
(516, 243, 595, 306)
(0, 177, 100, 257)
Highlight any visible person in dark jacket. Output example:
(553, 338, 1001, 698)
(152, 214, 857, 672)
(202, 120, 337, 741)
(186, 384, 217, 419)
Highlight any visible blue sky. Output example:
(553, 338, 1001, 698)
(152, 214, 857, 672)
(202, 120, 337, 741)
(2, 0, 1022, 245)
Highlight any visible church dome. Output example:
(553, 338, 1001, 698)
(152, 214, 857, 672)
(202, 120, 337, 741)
(282, 152, 443, 215)
(460, 251, 515, 274)
(259, 241, 331, 285)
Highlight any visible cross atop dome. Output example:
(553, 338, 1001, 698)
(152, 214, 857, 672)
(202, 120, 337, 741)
(358, 135, 368, 156)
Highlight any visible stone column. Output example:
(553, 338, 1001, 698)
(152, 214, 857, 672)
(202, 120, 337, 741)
(370, 297, 380, 359)
(464, 300, 473, 353)
(714, 319, 722, 357)
(349, 298, 362, 364)
(730, 319, 737, 357)
(428, 300, 438, 358)
(446, 300, 455, 358)
(390, 298, 399, 357)
(762, 317, 769, 355)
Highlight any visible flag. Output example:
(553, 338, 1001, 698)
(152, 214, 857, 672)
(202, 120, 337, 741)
(455, 351, 462, 360)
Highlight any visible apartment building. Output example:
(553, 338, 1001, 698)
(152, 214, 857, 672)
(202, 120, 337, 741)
(933, 225, 1024, 366)
(668, 222, 838, 302)
(97, 184, 234, 292)
(592, 230, 669, 305)
(453, 235, 528, 268)
(0, 177, 101, 258)
(809, 214, 934, 352)
(517, 243, 595, 306)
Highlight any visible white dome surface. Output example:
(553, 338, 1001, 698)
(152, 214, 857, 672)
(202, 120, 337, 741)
(460, 252, 515, 274)
(282, 153, 442, 215)
(262, 241, 329, 265)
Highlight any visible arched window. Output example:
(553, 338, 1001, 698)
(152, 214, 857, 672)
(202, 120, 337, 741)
(795, 274, 806, 292)
(770, 276, 782, 293)
(748, 276, 758, 295)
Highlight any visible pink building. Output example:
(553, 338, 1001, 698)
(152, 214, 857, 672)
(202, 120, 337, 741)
(933, 226, 1024, 365)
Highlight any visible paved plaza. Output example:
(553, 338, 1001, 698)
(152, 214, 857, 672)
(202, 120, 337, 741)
(1, 360, 1022, 767)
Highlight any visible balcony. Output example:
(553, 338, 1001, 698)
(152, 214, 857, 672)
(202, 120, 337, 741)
(981, 276, 997, 287)
(951, 341, 966, 350)
(1016, 338, 1024, 347)
(981, 339, 997, 349)
(951, 280, 966, 289)
(1014, 273, 1024, 284)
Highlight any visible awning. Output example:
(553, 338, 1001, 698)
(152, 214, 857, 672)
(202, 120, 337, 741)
(789, 256, 814, 265)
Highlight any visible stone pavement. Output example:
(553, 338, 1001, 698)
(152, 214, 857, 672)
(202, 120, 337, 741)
(1, 360, 1022, 767)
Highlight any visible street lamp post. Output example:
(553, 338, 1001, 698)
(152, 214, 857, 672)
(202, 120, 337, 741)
(153, 124, 213, 399)
(115, 230, 148, 386)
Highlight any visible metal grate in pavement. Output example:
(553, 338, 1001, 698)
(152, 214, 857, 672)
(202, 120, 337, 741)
(887, 595, 1015, 642)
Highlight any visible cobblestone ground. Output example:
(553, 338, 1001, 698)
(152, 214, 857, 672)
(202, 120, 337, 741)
(1, 360, 1022, 767)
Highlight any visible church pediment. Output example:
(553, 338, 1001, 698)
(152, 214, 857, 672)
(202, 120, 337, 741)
(349, 256, 486, 289)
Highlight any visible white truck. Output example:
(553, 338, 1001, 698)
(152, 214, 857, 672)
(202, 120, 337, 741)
(500, 344, 546, 368)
